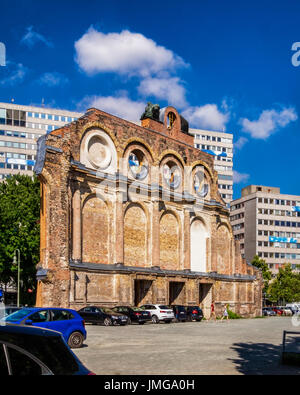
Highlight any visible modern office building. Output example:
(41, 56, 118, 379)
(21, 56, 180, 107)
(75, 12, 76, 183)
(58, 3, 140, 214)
(0, 102, 82, 180)
(230, 185, 300, 275)
(190, 128, 233, 205)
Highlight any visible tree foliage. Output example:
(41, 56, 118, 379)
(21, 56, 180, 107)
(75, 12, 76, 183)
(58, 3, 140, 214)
(251, 255, 272, 292)
(267, 264, 300, 304)
(0, 175, 40, 305)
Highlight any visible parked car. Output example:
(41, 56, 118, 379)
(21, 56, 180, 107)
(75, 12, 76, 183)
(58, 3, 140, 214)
(262, 307, 276, 316)
(272, 307, 284, 316)
(140, 304, 175, 324)
(77, 306, 129, 326)
(1, 307, 86, 348)
(279, 306, 293, 316)
(286, 303, 300, 314)
(285, 307, 295, 315)
(185, 306, 204, 322)
(0, 324, 94, 375)
(170, 305, 188, 322)
(112, 306, 152, 325)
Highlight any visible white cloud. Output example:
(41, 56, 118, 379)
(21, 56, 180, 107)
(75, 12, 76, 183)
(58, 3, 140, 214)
(0, 62, 27, 86)
(233, 170, 250, 184)
(79, 94, 146, 121)
(138, 77, 187, 108)
(234, 136, 248, 150)
(74, 28, 188, 77)
(21, 26, 53, 48)
(181, 103, 230, 131)
(240, 107, 298, 139)
(37, 72, 69, 87)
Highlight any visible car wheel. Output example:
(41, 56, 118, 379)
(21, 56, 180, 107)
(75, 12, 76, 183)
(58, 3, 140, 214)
(152, 315, 159, 324)
(104, 317, 112, 326)
(68, 331, 84, 349)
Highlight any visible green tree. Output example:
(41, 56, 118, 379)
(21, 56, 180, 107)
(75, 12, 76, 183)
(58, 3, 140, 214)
(267, 264, 300, 304)
(251, 255, 272, 293)
(0, 175, 40, 305)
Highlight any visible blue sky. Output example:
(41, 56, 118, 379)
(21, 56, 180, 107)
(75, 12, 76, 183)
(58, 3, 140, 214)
(0, 0, 300, 199)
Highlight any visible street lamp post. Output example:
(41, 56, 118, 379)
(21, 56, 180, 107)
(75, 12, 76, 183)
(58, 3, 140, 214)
(13, 249, 21, 307)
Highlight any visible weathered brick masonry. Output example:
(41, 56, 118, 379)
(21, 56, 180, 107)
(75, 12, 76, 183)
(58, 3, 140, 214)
(34, 105, 262, 317)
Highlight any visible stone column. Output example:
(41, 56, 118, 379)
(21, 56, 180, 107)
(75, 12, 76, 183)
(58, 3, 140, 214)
(72, 189, 81, 261)
(152, 200, 160, 267)
(115, 192, 124, 264)
(183, 209, 191, 270)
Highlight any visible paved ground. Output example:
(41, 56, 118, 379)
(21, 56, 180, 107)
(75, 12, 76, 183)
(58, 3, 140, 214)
(73, 317, 300, 375)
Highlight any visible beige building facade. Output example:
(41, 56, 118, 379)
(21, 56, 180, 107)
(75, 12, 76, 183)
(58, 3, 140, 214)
(230, 185, 300, 275)
(0, 102, 81, 180)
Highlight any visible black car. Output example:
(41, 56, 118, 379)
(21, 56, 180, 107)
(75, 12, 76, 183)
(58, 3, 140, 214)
(185, 306, 204, 322)
(171, 305, 188, 322)
(0, 324, 94, 375)
(77, 306, 129, 326)
(112, 306, 152, 325)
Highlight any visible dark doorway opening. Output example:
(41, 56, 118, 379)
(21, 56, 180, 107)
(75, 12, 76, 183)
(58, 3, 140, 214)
(169, 281, 185, 305)
(134, 280, 152, 306)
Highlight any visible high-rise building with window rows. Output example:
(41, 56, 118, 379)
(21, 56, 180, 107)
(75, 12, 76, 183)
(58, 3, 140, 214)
(0, 102, 82, 180)
(230, 185, 300, 275)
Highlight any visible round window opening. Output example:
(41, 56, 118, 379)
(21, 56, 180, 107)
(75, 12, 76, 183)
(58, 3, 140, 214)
(128, 150, 149, 180)
(163, 161, 181, 189)
(193, 171, 209, 197)
(87, 134, 112, 169)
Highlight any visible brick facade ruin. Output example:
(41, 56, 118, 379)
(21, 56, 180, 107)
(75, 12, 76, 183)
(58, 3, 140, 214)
(34, 105, 263, 318)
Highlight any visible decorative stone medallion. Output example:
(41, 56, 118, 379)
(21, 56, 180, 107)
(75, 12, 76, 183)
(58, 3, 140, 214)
(163, 161, 181, 189)
(128, 150, 149, 180)
(193, 170, 209, 197)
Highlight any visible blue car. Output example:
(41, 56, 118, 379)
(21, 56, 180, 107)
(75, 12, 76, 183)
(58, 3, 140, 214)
(1, 307, 86, 348)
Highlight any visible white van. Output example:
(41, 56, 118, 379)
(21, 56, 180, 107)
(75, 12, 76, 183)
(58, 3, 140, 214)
(286, 303, 300, 314)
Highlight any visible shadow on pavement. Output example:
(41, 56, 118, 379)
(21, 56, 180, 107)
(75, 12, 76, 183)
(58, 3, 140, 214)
(229, 342, 300, 375)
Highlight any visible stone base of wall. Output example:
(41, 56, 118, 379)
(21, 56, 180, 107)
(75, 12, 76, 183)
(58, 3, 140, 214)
(37, 266, 262, 318)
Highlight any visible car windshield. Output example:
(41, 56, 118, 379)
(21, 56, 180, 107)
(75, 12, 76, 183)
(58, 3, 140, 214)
(175, 306, 186, 311)
(158, 305, 170, 310)
(132, 307, 143, 312)
(2, 308, 34, 322)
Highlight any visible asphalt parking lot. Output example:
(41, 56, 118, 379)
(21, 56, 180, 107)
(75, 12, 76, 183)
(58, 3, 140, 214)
(73, 317, 300, 375)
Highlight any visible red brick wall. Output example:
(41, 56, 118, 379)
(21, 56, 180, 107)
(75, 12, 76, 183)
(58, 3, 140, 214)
(82, 196, 109, 264)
